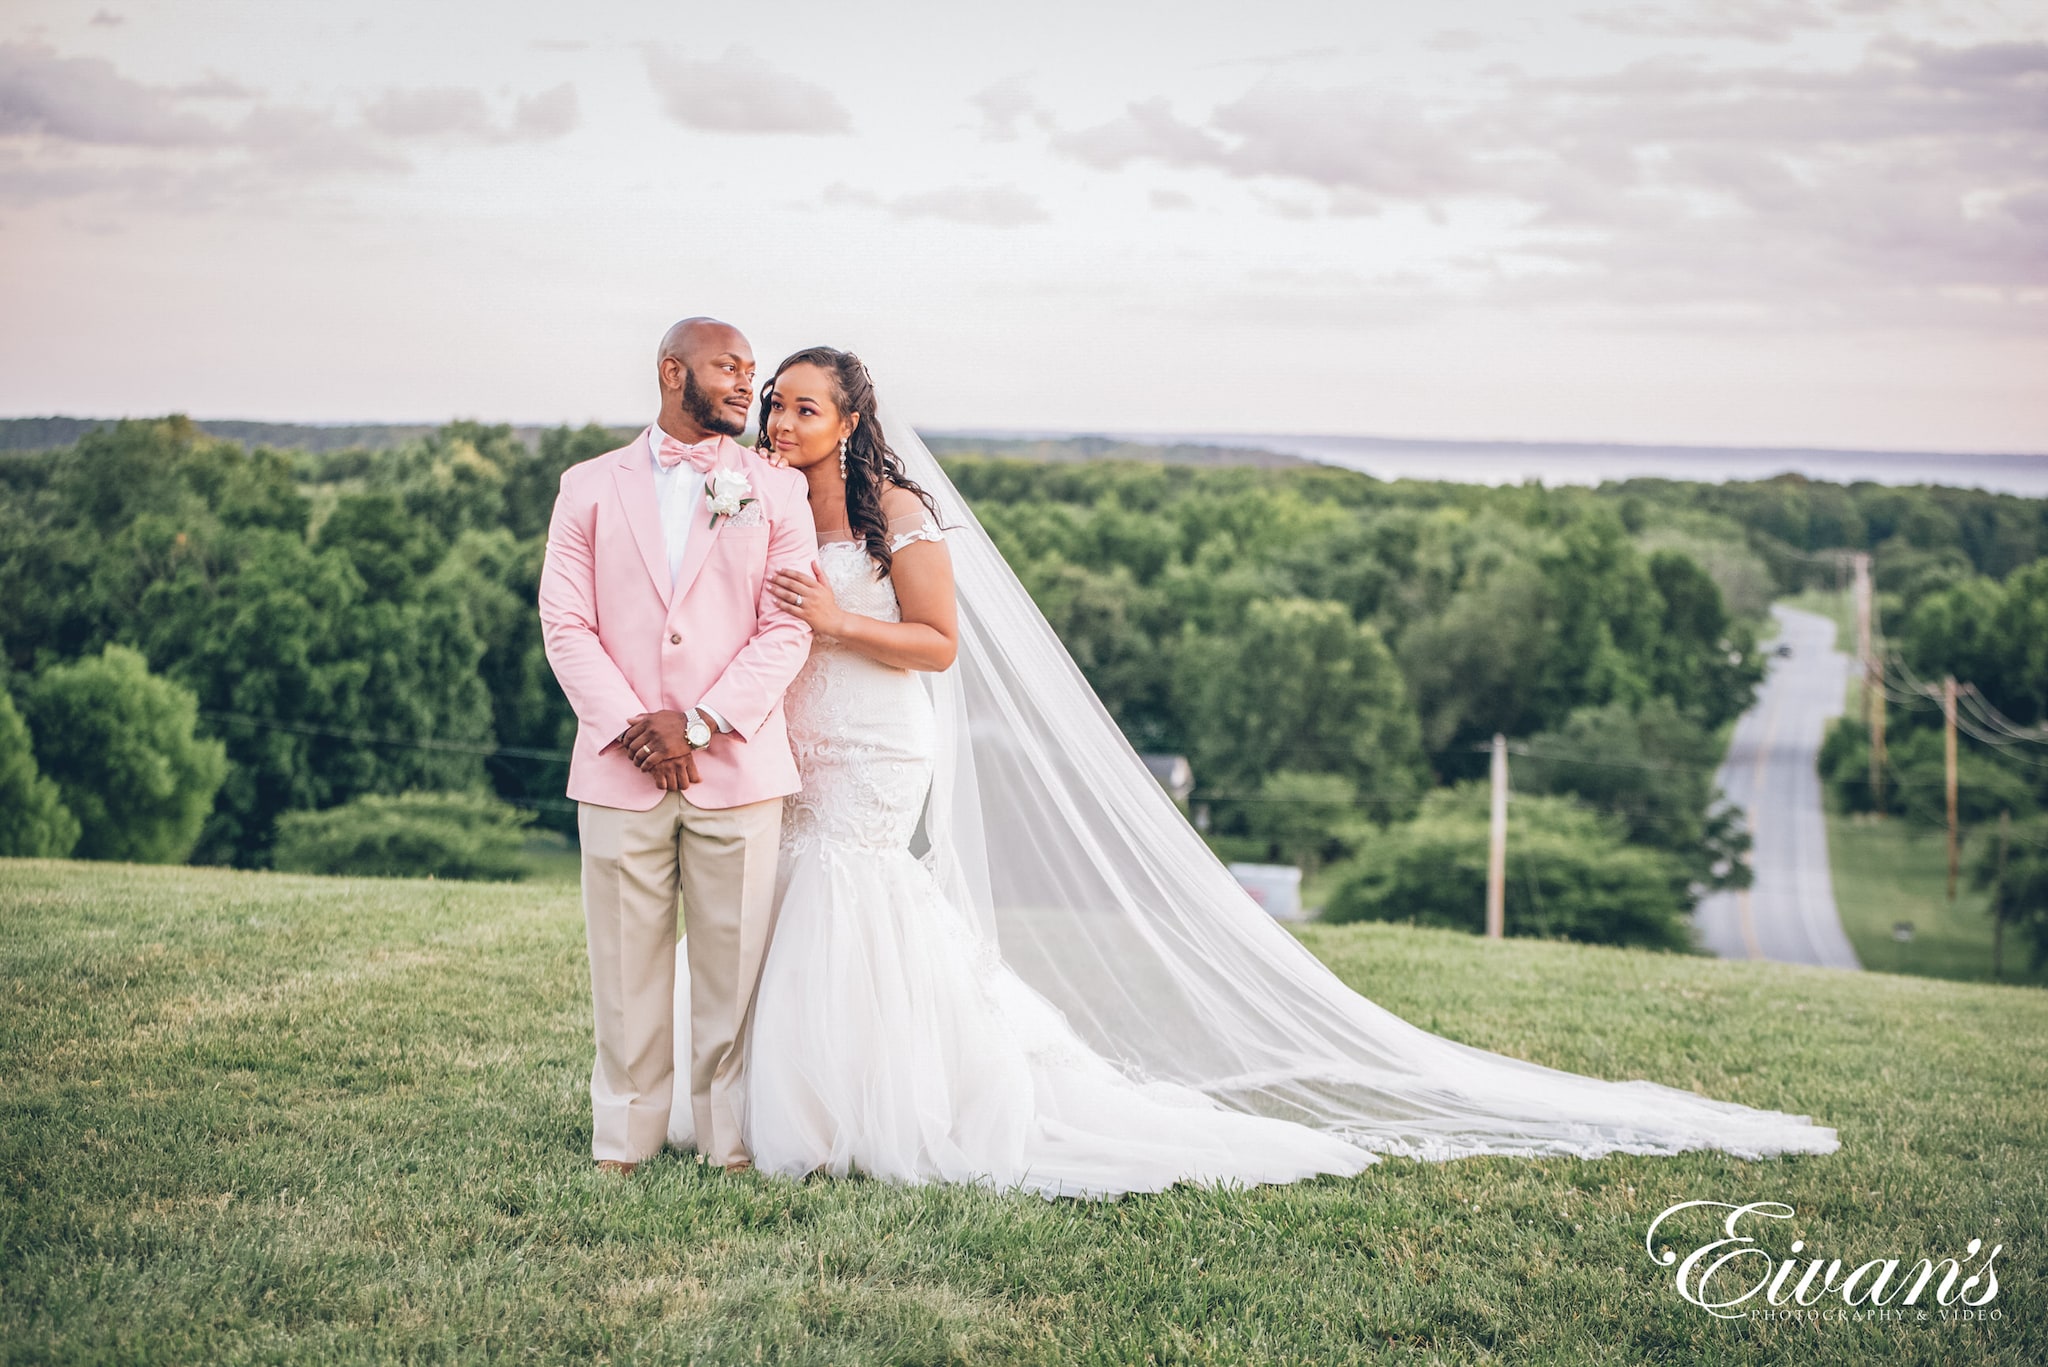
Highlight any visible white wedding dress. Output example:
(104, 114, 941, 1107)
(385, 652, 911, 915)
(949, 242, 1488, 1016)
(668, 408, 1838, 1201)
(670, 516, 1378, 1198)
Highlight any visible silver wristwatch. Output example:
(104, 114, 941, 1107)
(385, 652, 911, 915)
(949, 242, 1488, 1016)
(684, 709, 712, 750)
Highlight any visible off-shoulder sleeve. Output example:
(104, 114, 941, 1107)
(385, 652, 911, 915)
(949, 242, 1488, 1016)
(883, 505, 945, 552)
(886, 519, 945, 553)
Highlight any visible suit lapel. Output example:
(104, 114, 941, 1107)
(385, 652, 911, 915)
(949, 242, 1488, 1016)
(670, 437, 738, 609)
(610, 433, 673, 610)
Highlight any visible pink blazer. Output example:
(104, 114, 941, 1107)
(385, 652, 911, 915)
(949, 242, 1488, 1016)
(537, 431, 820, 810)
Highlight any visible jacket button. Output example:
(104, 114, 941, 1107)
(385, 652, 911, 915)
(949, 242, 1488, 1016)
(670, 632, 682, 644)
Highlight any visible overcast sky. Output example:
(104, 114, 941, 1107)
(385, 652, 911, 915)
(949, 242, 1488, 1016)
(2, 0, 2043, 451)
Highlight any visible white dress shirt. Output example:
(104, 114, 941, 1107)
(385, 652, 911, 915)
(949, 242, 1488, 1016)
(647, 422, 711, 585)
(646, 421, 731, 735)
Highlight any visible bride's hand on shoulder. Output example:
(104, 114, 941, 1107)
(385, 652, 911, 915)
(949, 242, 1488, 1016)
(771, 559, 844, 637)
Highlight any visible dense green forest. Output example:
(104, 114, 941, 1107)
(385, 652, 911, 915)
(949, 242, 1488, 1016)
(3, 418, 2045, 956)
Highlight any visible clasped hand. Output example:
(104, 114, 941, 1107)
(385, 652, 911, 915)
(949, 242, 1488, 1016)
(622, 711, 701, 791)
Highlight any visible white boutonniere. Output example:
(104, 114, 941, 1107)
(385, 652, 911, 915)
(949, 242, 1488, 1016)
(704, 468, 757, 528)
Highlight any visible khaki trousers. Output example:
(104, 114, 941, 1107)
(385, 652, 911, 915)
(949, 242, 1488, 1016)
(577, 791, 784, 1166)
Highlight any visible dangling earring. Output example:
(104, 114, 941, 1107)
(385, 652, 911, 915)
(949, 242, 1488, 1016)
(838, 438, 849, 478)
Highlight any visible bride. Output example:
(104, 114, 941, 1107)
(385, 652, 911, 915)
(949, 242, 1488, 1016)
(668, 347, 1838, 1200)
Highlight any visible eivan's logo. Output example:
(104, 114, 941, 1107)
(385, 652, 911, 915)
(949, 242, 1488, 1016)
(1646, 1200, 2003, 1320)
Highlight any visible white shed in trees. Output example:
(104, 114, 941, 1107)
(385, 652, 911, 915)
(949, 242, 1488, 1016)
(1228, 863, 1303, 920)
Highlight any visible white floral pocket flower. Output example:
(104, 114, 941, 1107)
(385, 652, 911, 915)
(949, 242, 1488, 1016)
(705, 468, 756, 528)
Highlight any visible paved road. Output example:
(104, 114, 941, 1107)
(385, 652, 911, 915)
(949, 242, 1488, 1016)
(1693, 605, 1863, 970)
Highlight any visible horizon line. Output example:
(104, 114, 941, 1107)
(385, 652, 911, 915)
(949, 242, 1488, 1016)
(3, 414, 2044, 464)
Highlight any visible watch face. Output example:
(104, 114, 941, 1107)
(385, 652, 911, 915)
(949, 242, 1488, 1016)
(687, 718, 711, 747)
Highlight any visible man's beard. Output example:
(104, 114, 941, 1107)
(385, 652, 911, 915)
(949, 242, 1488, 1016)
(683, 369, 747, 437)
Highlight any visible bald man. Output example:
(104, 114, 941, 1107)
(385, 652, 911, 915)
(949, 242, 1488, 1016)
(538, 317, 820, 1174)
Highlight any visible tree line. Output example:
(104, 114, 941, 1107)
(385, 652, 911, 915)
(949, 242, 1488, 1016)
(3, 418, 2044, 957)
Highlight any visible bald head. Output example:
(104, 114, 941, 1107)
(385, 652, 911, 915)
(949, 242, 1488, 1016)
(657, 316, 748, 365)
(655, 316, 756, 440)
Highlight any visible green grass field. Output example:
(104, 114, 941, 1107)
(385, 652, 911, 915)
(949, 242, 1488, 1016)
(1830, 814, 2048, 989)
(3, 859, 2042, 1365)
(520, 827, 585, 885)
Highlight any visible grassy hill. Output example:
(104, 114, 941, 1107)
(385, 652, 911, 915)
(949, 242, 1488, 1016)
(2, 860, 2041, 1365)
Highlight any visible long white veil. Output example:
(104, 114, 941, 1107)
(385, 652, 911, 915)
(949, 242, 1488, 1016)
(887, 408, 1838, 1162)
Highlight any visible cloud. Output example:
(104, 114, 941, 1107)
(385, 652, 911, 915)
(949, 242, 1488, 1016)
(643, 46, 850, 135)
(1425, 29, 1486, 54)
(897, 184, 1048, 227)
(238, 104, 404, 176)
(89, 9, 122, 26)
(1509, 42, 2048, 311)
(0, 41, 222, 146)
(1149, 188, 1194, 210)
(1203, 45, 1344, 71)
(361, 83, 578, 142)
(174, 73, 259, 100)
(0, 42, 588, 213)
(363, 87, 495, 139)
(973, 76, 1043, 141)
(0, 42, 584, 209)
(824, 181, 1048, 228)
(1577, 1, 1845, 44)
(513, 84, 579, 140)
(1211, 85, 1476, 202)
(1044, 36, 2048, 325)
(1049, 97, 1223, 170)
(1052, 86, 1471, 207)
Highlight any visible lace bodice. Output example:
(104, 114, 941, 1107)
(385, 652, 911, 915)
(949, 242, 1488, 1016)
(806, 512, 944, 622)
(779, 516, 947, 858)
(816, 510, 945, 550)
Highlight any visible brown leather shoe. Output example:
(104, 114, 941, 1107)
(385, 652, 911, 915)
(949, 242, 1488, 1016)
(724, 1158, 753, 1174)
(596, 1158, 638, 1176)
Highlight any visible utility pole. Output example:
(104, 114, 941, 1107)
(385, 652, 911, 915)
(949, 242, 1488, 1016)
(1854, 551, 1885, 813)
(1993, 810, 2011, 981)
(1854, 551, 1872, 666)
(1486, 733, 1507, 941)
(1945, 674, 1960, 902)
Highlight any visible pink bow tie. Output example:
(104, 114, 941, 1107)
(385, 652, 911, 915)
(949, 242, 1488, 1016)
(655, 431, 722, 472)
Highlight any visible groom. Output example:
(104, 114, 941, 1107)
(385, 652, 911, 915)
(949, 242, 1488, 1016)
(538, 317, 819, 1175)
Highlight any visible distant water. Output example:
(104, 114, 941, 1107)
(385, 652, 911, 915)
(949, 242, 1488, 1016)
(1111, 432, 2048, 496)
(12, 417, 2041, 496)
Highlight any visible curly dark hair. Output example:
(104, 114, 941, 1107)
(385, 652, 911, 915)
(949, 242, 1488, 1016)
(757, 346, 944, 578)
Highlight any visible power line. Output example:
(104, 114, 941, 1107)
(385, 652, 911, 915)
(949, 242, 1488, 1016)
(1870, 679, 1939, 710)
(1855, 655, 2048, 768)
(198, 708, 581, 817)
(1951, 713, 2048, 769)
(1875, 655, 1941, 705)
(198, 708, 568, 762)
(1505, 742, 1718, 774)
(1956, 683, 2048, 744)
